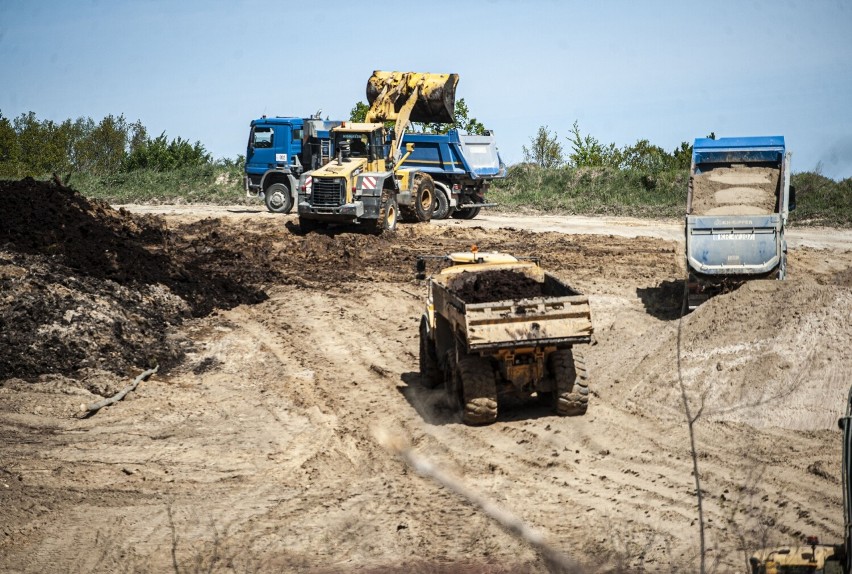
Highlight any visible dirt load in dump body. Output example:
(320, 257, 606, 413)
(0, 178, 269, 380)
(690, 165, 780, 216)
(448, 269, 547, 304)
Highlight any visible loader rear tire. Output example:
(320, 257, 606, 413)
(264, 182, 293, 214)
(401, 174, 435, 223)
(551, 348, 590, 416)
(456, 355, 498, 426)
(419, 319, 441, 389)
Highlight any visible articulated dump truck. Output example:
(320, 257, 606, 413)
(297, 71, 458, 233)
(686, 136, 796, 309)
(417, 249, 594, 426)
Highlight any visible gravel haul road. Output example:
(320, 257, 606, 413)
(2, 186, 851, 573)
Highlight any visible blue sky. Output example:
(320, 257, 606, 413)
(2, 0, 851, 178)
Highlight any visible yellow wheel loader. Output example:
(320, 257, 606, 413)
(297, 71, 458, 233)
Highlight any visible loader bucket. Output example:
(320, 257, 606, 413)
(366, 71, 458, 124)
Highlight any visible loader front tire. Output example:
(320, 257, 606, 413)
(456, 355, 498, 426)
(551, 348, 590, 416)
(364, 189, 398, 235)
(419, 319, 441, 389)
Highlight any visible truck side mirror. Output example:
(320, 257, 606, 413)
(788, 185, 797, 211)
(415, 258, 426, 280)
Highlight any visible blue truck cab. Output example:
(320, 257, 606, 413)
(685, 136, 795, 309)
(245, 116, 340, 213)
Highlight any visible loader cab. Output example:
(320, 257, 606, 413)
(331, 123, 387, 172)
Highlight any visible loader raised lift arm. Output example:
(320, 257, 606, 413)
(364, 71, 458, 163)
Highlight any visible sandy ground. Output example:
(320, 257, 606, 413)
(2, 203, 852, 573)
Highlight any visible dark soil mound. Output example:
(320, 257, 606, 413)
(449, 269, 545, 304)
(0, 178, 267, 380)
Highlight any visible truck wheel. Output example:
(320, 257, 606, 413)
(419, 319, 441, 389)
(456, 355, 498, 425)
(550, 348, 590, 416)
(451, 195, 483, 220)
(432, 186, 451, 220)
(264, 182, 293, 214)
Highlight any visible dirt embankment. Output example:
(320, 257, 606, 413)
(1, 180, 852, 573)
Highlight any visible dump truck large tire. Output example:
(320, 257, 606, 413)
(419, 319, 441, 389)
(264, 182, 293, 214)
(456, 355, 498, 425)
(551, 348, 590, 416)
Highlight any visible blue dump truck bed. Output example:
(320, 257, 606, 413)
(685, 136, 793, 308)
(400, 129, 506, 180)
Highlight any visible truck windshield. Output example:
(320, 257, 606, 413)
(253, 127, 273, 149)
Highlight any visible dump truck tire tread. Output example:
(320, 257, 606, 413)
(457, 356, 498, 425)
(551, 348, 590, 416)
(419, 321, 442, 389)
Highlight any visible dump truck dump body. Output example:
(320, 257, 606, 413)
(430, 265, 592, 353)
(685, 136, 793, 309)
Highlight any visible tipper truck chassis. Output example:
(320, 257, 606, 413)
(417, 249, 594, 425)
(398, 129, 506, 219)
(297, 71, 459, 233)
(685, 136, 796, 309)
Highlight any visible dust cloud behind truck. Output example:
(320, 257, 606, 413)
(685, 136, 796, 309)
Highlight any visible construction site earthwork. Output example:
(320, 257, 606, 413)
(2, 72, 852, 573)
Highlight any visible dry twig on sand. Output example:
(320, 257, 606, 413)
(377, 429, 582, 573)
(80, 365, 159, 415)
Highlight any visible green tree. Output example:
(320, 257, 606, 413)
(73, 114, 130, 174)
(672, 141, 692, 169)
(522, 125, 564, 168)
(566, 121, 621, 168)
(122, 131, 210, 172)
(620, 139, 672, 172)
(421, 98, 487, 135)
(349, 101, 369, 123)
